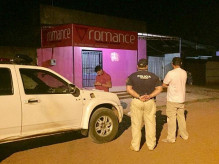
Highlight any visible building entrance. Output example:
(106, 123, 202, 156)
(82, 50, 102, 87)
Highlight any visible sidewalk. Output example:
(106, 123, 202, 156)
(119, 85, 219, 115)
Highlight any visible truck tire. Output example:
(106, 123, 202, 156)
(89, 107, 118, 143)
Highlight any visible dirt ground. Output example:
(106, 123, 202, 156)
(1, 86, 219, 164)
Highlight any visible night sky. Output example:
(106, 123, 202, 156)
(1, 0, 219, 48)
(39, 0, 219, 48)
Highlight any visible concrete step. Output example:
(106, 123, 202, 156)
(119, 95, 132, 99)
(112, 91, 132, 99)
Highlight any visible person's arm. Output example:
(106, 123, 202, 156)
(95, 79, 111, 88)
(148, 86, 163, 99)
(102, 74, 112, 88)
(162, 83, 168, 88)
(126, 85, 140, 99)
(94, 81, 101, 86)
(163, 72, 170, 88)
(102, 81, 112, 88)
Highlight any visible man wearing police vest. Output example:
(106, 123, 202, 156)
(126, 58, 163, 151)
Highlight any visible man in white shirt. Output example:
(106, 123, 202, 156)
(162, 57, 189, 143)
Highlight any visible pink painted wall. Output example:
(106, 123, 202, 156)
(138, 38, 147, 59)
(74, 47, 137, 88)
(37, 39, 146, 88)
(37, 47, 73, 82)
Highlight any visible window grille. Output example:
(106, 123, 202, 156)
(82, 50, 102, 87)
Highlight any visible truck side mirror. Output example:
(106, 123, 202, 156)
(69, 84, 80, 97)
(69, 84, 76, 93)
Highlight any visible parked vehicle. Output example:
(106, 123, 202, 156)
(0, 63, 123, 144)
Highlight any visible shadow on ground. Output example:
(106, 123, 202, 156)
(116, 115, 131, 138)
(0, 131, 85, 162)
(139, 110, 167, 148)
(0, 110, 169, 162)
(0, 115, 132, 162)
(156, 110, 167, 143)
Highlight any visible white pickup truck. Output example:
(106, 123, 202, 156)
(0, 64, 123, 144)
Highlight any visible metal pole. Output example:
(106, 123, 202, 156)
(179, 38, 182, 56)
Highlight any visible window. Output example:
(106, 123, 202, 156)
(0, 68, 13, 95)
(20, 69, 70, 95)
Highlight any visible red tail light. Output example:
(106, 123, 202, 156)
(0, 58, 13, 63)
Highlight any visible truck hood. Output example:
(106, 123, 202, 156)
(81, 89, 121, 106)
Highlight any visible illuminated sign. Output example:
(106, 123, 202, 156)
(73, 24, 138, 50)
(41, 24, 138, 50)
(41, 24, 73, 48)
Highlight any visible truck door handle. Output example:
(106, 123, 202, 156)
(28, 99, 39, 103)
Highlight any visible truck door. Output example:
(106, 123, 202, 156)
(0, 65, 22, 141)
(15, 66, 83, 136)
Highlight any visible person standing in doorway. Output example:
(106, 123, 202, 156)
(94, 65, 112, 92)
(126, 59, 163, 151)
(162, 57, 189, 143)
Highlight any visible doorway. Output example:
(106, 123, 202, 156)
(148, 53, 180, 80)
(82, 50, 102, 87)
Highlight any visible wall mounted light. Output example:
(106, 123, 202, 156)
(111, 52, 119, 62)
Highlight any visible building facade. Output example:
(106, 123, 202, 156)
(37, 24, 146, 90)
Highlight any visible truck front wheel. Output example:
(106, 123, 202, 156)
(89, 107, 118, 143)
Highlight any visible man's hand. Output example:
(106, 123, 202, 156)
(162, 83, 168, 88)
(139, 95, 150, 102)
(95, 82, 101, 86)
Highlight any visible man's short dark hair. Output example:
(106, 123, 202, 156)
(172, 57, 182, 66)
(95, 65, 102, 72)
(137, 59, 148, 68)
